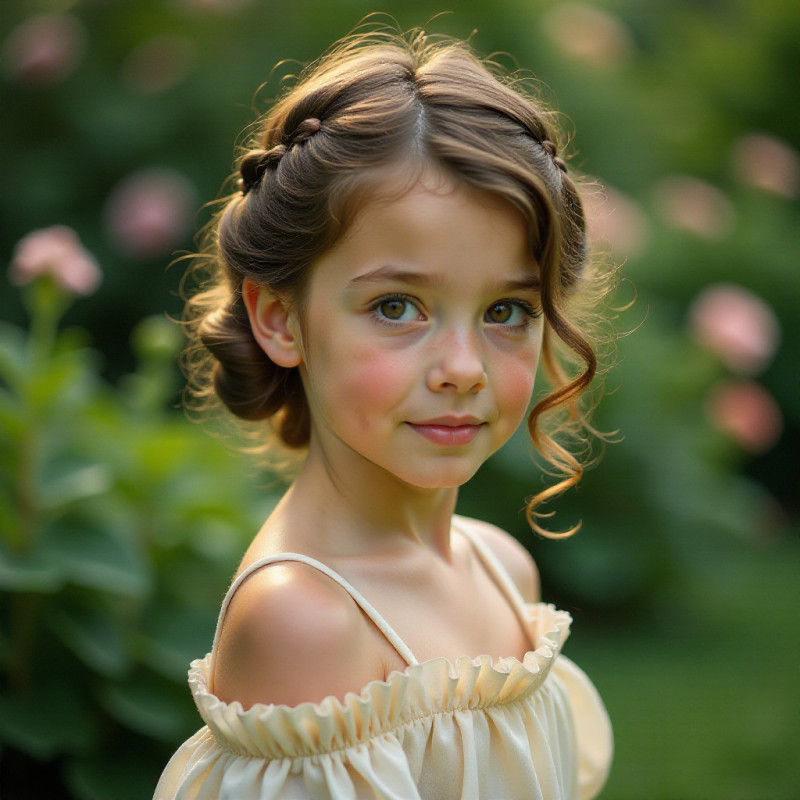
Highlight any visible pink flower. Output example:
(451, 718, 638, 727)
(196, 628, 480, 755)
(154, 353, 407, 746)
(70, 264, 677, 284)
(541, 4, 634, 69)
(104, 168, 197, 259)
(1, 13, 86, 87)
(121, 35, 196, 95)
(9, 226, 102, 296)
(689, 284, 780, 376)
(653, 175, 736, 240)
(731, 132, 800, 199)
(583, 184, 649, 258)
(706, 379, 783, 454)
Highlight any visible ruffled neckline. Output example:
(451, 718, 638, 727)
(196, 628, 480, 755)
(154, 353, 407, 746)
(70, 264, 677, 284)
(188, 602, 572, 759)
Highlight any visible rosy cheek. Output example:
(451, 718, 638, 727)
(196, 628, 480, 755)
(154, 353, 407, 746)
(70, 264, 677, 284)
(497, 356, 538, 418)
(329, 345, 407, 427)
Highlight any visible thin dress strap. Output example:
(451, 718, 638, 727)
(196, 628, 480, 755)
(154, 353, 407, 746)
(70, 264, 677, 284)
(211, 553, 419, 667)
(453, 519, 538, 650)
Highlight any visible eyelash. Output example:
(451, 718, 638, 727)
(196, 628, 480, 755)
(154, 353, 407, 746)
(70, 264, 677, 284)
(368, 294, 542, 329)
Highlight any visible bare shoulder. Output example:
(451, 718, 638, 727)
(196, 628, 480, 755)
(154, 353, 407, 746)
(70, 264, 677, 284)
(455, 514, 540, 603)
(212, 561, 382, 709)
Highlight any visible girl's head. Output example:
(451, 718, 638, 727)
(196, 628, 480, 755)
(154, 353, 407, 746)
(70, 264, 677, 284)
(185, 29, 609, 535)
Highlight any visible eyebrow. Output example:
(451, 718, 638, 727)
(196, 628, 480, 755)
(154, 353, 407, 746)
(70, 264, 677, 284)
(347, 265, 540, 292)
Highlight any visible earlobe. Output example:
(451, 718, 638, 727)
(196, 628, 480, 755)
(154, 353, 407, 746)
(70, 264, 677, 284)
(242, 279, 303, 368)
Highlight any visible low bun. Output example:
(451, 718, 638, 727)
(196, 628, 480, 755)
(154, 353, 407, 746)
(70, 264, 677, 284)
(197, 301, 310, 444)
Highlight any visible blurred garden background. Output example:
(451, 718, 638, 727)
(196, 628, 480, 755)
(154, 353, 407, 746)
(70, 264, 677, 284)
(1, 0, 798, 798)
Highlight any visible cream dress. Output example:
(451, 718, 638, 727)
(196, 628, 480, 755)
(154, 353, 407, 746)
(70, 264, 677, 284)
(154, 524, 613, 799)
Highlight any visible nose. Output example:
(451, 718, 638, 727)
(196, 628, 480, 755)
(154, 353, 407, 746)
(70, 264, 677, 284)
(426, 328, 487, 394)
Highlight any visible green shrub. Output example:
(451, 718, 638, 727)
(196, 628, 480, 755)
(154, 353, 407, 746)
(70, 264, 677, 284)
(0, 276, 279, 799)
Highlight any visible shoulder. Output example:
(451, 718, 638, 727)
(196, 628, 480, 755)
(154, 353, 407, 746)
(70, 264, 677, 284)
(455, 514, 540, 603)
(212, 560, 383, 708)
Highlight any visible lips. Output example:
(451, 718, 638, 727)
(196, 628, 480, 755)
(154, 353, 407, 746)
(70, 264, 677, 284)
(406, 416, 485, 446)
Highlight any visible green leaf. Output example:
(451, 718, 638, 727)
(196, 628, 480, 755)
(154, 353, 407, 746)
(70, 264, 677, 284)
(137, 606, 214, 681)
(98, 672, 197, 742)
(0, 681, 95, 759)
(49, 603, 130, 678)
(0, 543, 64, 592)
(131, 315, 183, 364)
(65, 748, 165, 800)
(40, 519, 150, 598)
(39, 463, 114, 511)
(25, 350, 89, 415)
(0, 387, 25, 442)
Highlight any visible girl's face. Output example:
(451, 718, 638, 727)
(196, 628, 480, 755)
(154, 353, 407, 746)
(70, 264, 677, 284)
(295, 171, 544, 490)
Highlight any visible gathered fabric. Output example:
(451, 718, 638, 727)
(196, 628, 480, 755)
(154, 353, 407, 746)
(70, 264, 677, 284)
(154, 525, 612, 799)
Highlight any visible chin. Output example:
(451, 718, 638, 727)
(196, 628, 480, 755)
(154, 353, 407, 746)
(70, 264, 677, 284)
(398, 466, 480, 491)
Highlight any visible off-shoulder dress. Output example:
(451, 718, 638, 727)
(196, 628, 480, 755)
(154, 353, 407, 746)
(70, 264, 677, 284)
(154, 523, 612, 799)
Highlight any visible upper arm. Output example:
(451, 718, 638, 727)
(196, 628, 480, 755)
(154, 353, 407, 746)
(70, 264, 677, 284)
(456, 515, 540, 603)
(212, 563, 380, 709)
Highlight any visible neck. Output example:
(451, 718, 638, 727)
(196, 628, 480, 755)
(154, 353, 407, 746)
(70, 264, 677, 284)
(270, 439, 460, 562)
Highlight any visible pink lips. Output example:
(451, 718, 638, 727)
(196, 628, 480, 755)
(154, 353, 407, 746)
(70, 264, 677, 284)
(407, 416, 485, 446)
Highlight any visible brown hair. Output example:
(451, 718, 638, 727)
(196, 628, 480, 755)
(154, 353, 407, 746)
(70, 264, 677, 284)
(182, 28, 613, 536)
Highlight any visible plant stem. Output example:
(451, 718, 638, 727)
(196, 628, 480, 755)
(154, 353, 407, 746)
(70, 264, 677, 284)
(12, 429, 37, 554)
(24, 277, 68, 370)
(8, 592, 39, 693)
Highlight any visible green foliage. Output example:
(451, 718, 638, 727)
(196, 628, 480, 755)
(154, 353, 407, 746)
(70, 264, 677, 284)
(0, 283, 278, 797)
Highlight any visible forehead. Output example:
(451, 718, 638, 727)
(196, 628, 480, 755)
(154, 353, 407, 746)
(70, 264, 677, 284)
(311, 168, 536, 289)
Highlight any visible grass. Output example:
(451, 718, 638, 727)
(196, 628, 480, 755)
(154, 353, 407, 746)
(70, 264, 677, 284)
(565, 534, 800, 800)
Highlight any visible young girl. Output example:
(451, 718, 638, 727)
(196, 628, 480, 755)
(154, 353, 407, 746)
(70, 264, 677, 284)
(155, 28, 613, 800)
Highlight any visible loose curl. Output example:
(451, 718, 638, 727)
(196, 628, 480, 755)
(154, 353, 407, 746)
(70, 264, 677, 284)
(182, 27, 615, 536)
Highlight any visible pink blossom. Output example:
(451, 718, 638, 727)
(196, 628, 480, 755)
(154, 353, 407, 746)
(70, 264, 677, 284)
(104, 168, 197, 259)
(1, 13, 86, 87)
(541, 4, 634, 69)
(9, 225, 102, 296)
(689, 284, 780, 375)
(731, 132, 800, 199)
(653, 175, 736, 240)
(707, 379, 783, 454)
(583, 184, 649, 258)
(121, 35, 196, 95)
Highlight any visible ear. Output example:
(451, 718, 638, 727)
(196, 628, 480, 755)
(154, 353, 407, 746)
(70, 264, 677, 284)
(242, 279, 303, 368)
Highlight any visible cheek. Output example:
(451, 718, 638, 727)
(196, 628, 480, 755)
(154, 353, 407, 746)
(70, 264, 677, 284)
(322, 343, 411, 423)
(495, 351, 539, 418)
